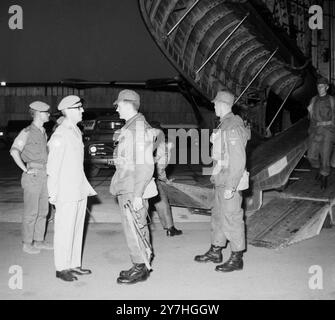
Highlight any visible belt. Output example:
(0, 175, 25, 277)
(27, 162, 46, 170)
(316, 121, 334, 126)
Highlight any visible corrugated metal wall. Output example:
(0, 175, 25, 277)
(0, 86, 215, 128)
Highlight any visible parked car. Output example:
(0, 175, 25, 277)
(80, 108, 117, 142)
(84, 114, 125, 177)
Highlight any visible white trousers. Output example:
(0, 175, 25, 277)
(54, 198, 87, 271)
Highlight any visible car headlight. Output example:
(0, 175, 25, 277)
(0, 132, 3, 136)
(89, 146, 97, 153)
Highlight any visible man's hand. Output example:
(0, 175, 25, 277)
(166, 178, 175, 184)
(223, 189, 234, 200)
(133, 196, 144, 211)
(158, 177, 174, 184)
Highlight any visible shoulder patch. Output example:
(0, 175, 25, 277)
(49, 138, 62, 148)
(48, 133, 64, 148)
(23, 126, 31, 133)
(227, 129, 239, 140)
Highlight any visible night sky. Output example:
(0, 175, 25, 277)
(0, 0, 176, 83)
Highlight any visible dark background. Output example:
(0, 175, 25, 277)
(0, 0, 176, 82)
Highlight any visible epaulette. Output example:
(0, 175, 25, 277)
(23, 125, 32, 133)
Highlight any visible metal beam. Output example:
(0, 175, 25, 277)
(235, 48, 278, 104)
(266, 78, 299, 134)
(195, 13, 249, 75)
(166, 0, 201, 37)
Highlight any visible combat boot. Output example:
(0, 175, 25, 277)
(320, 175, 328, 190)
(117, 263, 150, 284)
(194, 245, 224, 263)
(215, 251, 243, 272)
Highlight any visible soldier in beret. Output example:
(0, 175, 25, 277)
(47, 95, 97, 282)
(10, 101, 53, 254)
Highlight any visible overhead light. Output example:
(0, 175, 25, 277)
(0, 82, 6, 86)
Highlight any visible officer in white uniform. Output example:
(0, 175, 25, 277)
(10, 101, 53, 254)
(47, 95, 97, 282)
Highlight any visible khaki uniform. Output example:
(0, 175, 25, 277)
(47, 118, 96, 271)
(210, 112, 250, 251)
(10, 124, 49, 244)
(307, 95, 335, 176)
(110, 113, 154, 264)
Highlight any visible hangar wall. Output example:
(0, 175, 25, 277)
(0, 86, 215, 128)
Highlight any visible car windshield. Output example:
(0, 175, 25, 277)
(96, 120, 124, 131)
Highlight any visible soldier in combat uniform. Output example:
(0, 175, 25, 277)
(10, 101, 53, 254)
(110, 89, 155, 285)
(150, 121, 182, 236)
(194, 90, 250, 272)
(307, 76, 335, 190)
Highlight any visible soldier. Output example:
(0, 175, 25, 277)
(194, 90, 250, 272)
(110, 89, 155, 284)
(47, 95, 97, 282)
(307, 76, 335, 189)
(150, 121, 182, 236)
(10, 101, 53, 254)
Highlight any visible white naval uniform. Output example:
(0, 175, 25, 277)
(47, 118, 96, 271)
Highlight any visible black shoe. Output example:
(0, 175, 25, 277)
(166, 226, 183, 236)
(70, 267, 92, 275)
(119, 264, 139, 278)
(320, 175, 328, 190)
(117, 264, 150, 284)
(215, 251, 243, 272)
(56, 270, 78, 281)
(194, 245, 224, 263)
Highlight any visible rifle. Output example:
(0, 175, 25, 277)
(124, 200, 152, 270)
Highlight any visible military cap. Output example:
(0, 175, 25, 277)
(212, 90, 235, 105)
(113, 89, 140, 107)
(29, 101, 50, 112)
(317, 76, 329, 85)
(58, 95, 82, 111)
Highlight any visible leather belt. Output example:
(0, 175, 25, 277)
(27, 162, 46, 170)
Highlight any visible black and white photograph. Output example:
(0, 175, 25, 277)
(0, 0, 335, 304)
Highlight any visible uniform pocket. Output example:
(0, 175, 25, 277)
(21, 172, 41, 189)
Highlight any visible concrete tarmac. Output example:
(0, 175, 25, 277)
(0, 148, 334, 300)
(0, 222, 334, 300)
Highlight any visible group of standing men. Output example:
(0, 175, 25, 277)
(9, 91, 184, 283)
(10, 96, 97, 281)
(16, 79, 335, 284)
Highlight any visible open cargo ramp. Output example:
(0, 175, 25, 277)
(161, 118, 334, 248)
